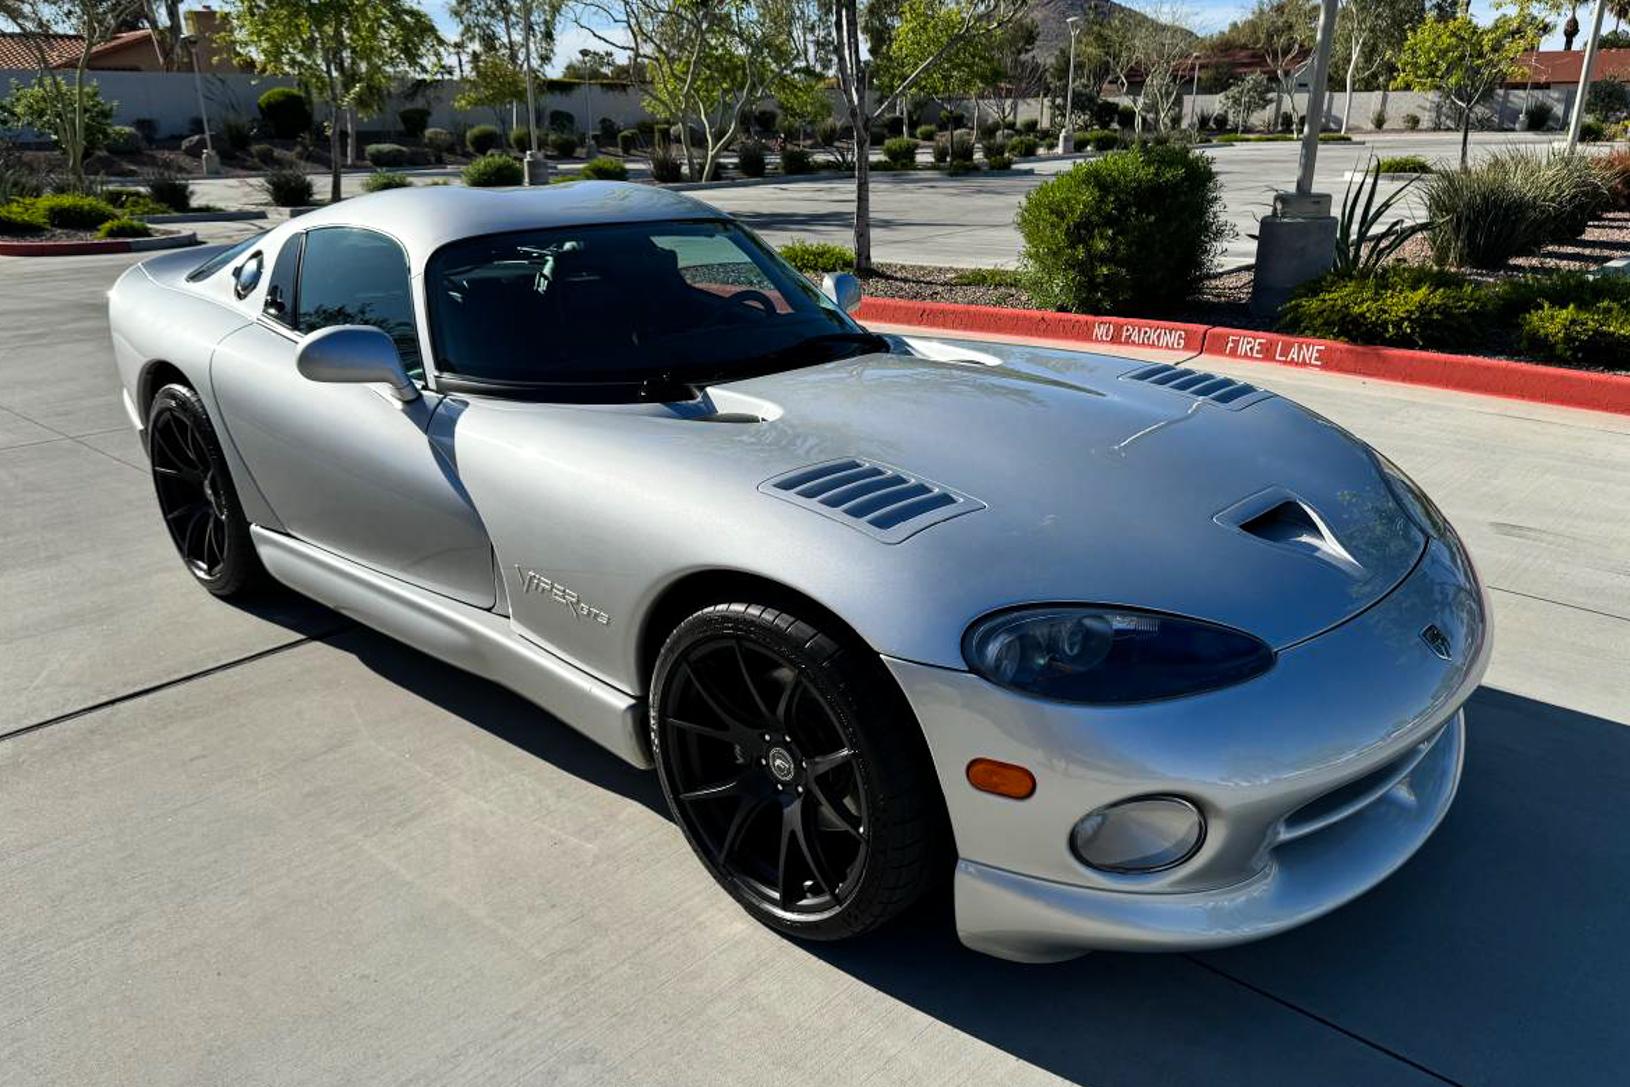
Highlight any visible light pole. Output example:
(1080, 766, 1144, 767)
(182, 34, 220, 177)
(1188, 52, 1201, 130)
(1567, 0, 1609, 149)
(1057, 15, 1082, 154)
(521, 0, 549, 185)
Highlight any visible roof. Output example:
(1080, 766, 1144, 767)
(1511, 48, 1630, 85)
(0, 29, 159, 70)
(289, 182, 728, 273)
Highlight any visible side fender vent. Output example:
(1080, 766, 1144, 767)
(1122, 363, 1273, 410)
(760, 458, 986, 543)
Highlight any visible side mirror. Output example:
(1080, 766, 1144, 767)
(295, 324, 418, 402)
(822, 272, 862, 314)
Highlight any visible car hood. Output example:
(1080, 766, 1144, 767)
(703, 345, 1424, 651)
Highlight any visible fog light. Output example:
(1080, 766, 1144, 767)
(1071, 796, 1205, 873)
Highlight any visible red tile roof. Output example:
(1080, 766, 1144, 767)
(1511, 48, 1630, 86)
(0, 32, 82, 70)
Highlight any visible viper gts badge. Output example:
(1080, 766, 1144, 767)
(515, 567, 611, 625)
(1420, 624, 1453, 661)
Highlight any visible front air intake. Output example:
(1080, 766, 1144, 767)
(1121, 363, 1273, 410)
(760, 459, 985, 543)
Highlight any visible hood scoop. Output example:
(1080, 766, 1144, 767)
(761, 458, 986, 544)
(1217, 488, 1365, 578)
(1122, 363, 1273, 410)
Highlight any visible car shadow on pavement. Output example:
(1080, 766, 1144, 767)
(804, 686, 1630, 1087)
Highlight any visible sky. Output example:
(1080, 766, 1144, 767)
(422, 0, 1575, 76)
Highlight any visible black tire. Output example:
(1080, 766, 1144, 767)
(146, 383, 265, 598)
(650, 601, 946, 941)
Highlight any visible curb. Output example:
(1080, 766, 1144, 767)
(854, 297, 1630, 416)
(0, 230, 199, 257)
(142, 210, 267, 224)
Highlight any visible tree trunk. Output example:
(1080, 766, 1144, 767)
(1342, 49, 1359, 134)
(328, 106, 342, 202)
(1460, 107, 1471, 169)
(853, 128, 871, 271)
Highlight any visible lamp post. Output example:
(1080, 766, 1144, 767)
(1566, 0, 1609, 149)
(1188, 52, 1201, 130)
(521, 0, 550, 185)
(1057, 15, 1082, 154)
(182, 34, 220, 177)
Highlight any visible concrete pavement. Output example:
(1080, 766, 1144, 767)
(1, 240, 1628, 1085)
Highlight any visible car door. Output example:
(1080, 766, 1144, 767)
(211, 225, 496, 608)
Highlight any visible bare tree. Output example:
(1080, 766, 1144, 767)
(1334, 0, 1420, 133)
(1130, 1, 1197, 133)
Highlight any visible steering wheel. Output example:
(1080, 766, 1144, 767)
(727, 289, 776, 316)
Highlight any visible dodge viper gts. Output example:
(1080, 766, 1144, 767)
(108, 183, 1489, 962)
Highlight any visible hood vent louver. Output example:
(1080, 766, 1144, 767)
(761, 458, 985, 543)
(1122, 363, 1273, 410)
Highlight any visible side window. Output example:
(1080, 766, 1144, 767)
(296, 227, 422, 378)
(262, 232, 302, 327)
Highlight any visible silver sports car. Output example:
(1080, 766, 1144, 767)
(109, 183, 1489, 962)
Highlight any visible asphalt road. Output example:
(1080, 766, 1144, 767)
(2, 235, 1628, 1086)
(191, 131, 1562, 270)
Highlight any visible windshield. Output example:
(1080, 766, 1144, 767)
(426, 219, 874, 389)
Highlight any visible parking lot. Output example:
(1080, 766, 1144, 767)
(191, 132, 1557, 269)
(2, 234, 1628, 1085)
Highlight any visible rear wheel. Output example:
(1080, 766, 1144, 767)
(147, 383, 264, 597)
(650, 602, 945, 941)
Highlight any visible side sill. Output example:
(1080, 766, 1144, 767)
(250, 525, 651, 768)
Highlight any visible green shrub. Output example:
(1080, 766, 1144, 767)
(950, 130, 975, 162)
(548, 109, 575, 133)
(257, 87, 311, 139)
(1016, 144, 1231, 315)
(1519, 300, 1630, 368)
(986, 154, 1013, 170)
(0, 202, 45, 235)
(424, 127, 455, 154)
(365, 143, 409, 168)
(1085, 128, 1119, 151)
(1376, 155, 1433, 174)
(146, 173, 191, 211)
(509, 126, 534, 152)
(1019, 118, 1040, 133)
(105, 191, 170, 215)
(1280, 266, 1490, 349)
(1596, 148, 1630, 209)
(1116, 104, 1136, 128)
(462, 152, 522, 187)
(736, 142, 766, 177)
(649, 146, 682, 182)
(1523, 100, 1554, 131)
(882, 136, 917, 167)
(96, 217, 151, 238)
(222, 118, 251, 153)
(1402, 112, 1421, 130)
(33, 194, 119, 229)
(260, 167, 314, 206)
(466, 124, 501, 155)
(617, 127, 640, 154)
(250, 142, 279, 165)
(916, 124, 937, 141)
(931, 134, 950, 164)
(779, 239, 853, 274)
(1009, 135, 1038, 157)
(1371, 108, 1388, 129)
(945, 159, 977, 176)
(983, 136, 1009, 159)
(578, 155, 628, 180)
(1317, 132, 1352, 142)
(363, 170, 412, 192)
(1491, 270, 1630, 317)
(950, 266, 1026, 287)
(399, 107, 431, 139)
(549, 131, 580, 158)
(1422, 151, 1608, 268)
(1580, 118, 1606, 143)
(780, 146, 813, 175)
(105, 125, 142, 154)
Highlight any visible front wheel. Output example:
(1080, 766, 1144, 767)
(650, 602, 945, 941)
(146, 383, 264, 597)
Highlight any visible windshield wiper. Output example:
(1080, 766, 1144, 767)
(691, 331, 888, 384)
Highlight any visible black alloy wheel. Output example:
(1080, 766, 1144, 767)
(147, 384, 263, 597)
(651, 602, 944, 940)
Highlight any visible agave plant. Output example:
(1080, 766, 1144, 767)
(1333, 157, 1430, 277)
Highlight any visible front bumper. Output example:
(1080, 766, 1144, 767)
(885, 535, 1489, 962)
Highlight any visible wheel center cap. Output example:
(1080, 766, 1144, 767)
(766, 746, 797, 783)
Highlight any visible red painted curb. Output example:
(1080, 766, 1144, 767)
(1197, 327, 1630, 416)
(856, 296, 1630, 417)
(0, 237, 133, 256)
(856, 297, 1207, 355)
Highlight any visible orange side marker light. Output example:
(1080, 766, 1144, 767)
(966, 758, 1036, 800)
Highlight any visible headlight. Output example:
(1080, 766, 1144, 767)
(1072, 796, 1205, 872)
(1373, 452, 1451, 540)
(962, 606, 1274, 704)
